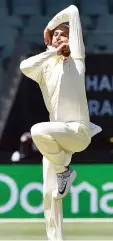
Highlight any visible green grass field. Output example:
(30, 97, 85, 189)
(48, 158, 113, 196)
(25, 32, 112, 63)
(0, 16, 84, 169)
(0, 219, 113, 240)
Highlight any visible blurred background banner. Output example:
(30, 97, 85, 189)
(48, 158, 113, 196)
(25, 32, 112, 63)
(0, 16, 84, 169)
(86, 54, 113, 138)
(0, 164, 113, 218)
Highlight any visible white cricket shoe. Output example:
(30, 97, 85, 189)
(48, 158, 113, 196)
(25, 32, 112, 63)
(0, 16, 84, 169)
(52, 167, 76, 199)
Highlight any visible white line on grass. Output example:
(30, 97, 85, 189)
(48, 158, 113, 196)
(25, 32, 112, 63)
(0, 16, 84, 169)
(0, 218, 112, 223)
(1, 239, 111, 241)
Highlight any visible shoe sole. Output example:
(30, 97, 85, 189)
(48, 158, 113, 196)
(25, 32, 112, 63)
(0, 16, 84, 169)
(53, 170, 77, 200)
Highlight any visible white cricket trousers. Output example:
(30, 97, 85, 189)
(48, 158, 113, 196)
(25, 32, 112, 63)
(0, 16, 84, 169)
(31, 121, 91, 241)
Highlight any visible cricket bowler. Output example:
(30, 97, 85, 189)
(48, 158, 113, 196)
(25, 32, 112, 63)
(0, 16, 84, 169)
(20, 5, 101, 240)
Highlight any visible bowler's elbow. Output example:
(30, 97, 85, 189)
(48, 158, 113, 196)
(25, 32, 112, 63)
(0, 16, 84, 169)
(20, 60, 26, 73)
(20, 59, 38, 82)
(69, 5, 79, 14)
(20, 60, 29, 77)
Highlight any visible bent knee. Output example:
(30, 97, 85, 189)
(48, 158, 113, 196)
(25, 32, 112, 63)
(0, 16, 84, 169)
(30, 123, 43, 138)
(31, 122, 52, 142)
(30, 124, 38, 137)
(31, 123, 51, 146)
(30, 124, 42, 145)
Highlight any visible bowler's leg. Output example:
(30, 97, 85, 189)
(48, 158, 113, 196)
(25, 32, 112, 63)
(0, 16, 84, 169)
(43, 156, 63, 241)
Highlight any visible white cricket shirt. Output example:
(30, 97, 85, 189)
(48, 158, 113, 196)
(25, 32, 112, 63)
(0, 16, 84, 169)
(20, 5, 90, 126)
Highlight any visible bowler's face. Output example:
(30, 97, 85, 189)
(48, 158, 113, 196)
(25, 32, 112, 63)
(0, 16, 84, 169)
(52, 25, 69, 48)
